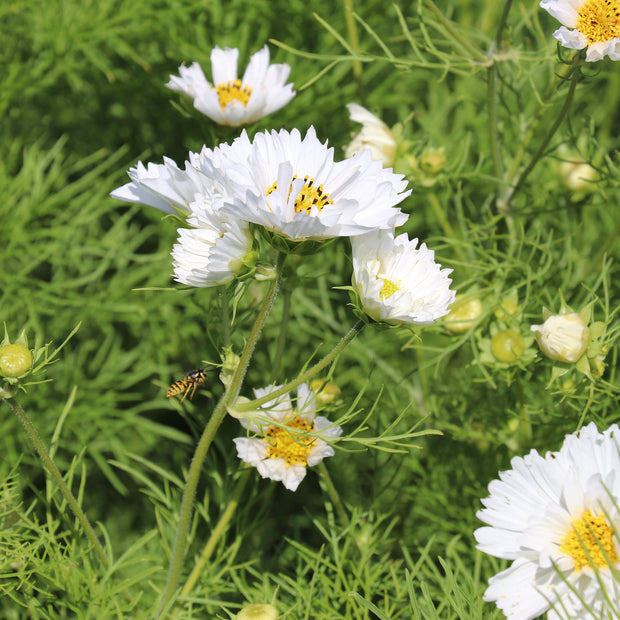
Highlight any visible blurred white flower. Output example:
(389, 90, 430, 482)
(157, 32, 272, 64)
(344, 102, 397, 167)
(540, 0, 620, 61)
(351, 230, 455, 325)
(233, 383, 342, 492)
(475, 422, 620, 619)
(167, 45, 295, 126)
(218, 127, 410, 242)
(531, 311, 589, 363)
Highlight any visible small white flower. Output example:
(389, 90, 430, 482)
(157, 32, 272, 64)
(218, 127, 410, 242)
(344, 103, 397, 167)
(171, 199, 254, 287)
(540, 0, 620, 61)
(166, 45, 295, 126)
(351, 230, 455, 325)
(233, 383, 342, 492)
(531, 311, 589, 363)
(475, 422, 620, 620)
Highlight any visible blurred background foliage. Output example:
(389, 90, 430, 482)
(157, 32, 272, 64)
(1, 0, 619, 616)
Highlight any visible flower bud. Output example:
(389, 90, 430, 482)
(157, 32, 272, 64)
(490, 329, 526, 363)
(0, 344, 33, 378)
(560, 158, 597, 192)
(344, 103, 397, 167)
(531, 312, 589, 363)
(444, 296, 483, 333)
(219, 346, 240, 388)
(310, 379, 341, 404)
(236, 603, 279, 620)
(419, 147, 446, 175)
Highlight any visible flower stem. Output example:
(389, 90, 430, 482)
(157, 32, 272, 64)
(270, 287, 292, 383)
(156, 252, 285, 617)
(219, 285, 231, 347)
(317, 461, 349, 527)
(506, 53, 584, 205)
(178, 468, 252, 599)
(233, 319, 366, 414)
(3, 396, 108, 567)
(343, 0, 362, 80)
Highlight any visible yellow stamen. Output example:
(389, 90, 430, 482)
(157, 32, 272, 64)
(576, 0, 620, 44)
(215, 79, 253, 110)
(560, 509, 619, 571)
(263, 415, 315, 467)
(378, 277, 400, 300)
(266, 176, 334, 215)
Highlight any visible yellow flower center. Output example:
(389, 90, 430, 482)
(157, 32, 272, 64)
(378, 277, 401, 300)
(266, 176, 334, 215)
(560, 509, 619, 571)
(263, 415, 315, 467)
(576, 0, 620, 43)
(215, 79, 253, 110)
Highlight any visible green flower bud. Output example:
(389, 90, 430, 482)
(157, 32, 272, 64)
(490, 329, 526, 363)
(310, 379, 341, 404)
(236, 604, 279, 620)
(444, 296, 483, 333)
(0, 344, 33, 378)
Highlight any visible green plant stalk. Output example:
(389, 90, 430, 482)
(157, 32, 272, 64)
(424, 0, 488, 64)
(317, 461, 349, 527)
(506, 53, 584, 205)
(270, 287, 292, 383)
(343, 0, 362, 80)
(157, 252, 285, 617)
(3, 396, 108, 567)
(179, 469, 252, 599)
(219, 285, 231, 347)
(427, 192, 467, 268)
(233, 319, 366, 414)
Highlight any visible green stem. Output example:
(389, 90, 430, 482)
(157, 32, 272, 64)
(233, 319, 365, 414)
(493, 0, 513, 48)
(270, 287, 292, 383)
(506, 53, 583, 205)
(424, 0, 488, 64)
(317, 461, 349, 527)
(178, 469, 251, 599)
(3, 396, 108, 567)
(219, 285, 231, 347)
(343, 0, 362, 80)
(157, 252, 285, 617)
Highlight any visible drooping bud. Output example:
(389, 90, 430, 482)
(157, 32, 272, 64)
(531, 312, 589, 363)
(235, 603, 279, 620)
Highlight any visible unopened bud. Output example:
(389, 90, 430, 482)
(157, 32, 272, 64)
(560, 158, 597, 192)
(444, 296, 483, 333)
(220, 346, 240, 388)
(531, 312, 589, 363)
(236, 603, 279, 620)
(420, 147, 446, 175)
(490, 329, 526, 363)
(310, 379, 341, 404)
(0, 344, 33, 378)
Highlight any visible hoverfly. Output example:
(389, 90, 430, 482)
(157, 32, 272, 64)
(166, 367, 211, 404)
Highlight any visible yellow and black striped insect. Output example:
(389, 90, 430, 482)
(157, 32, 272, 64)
(166, 367, 210, 404)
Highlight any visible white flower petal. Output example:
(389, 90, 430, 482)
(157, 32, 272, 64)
(344, 102, 397, 167)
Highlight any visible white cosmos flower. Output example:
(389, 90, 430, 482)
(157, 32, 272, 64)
(218, 127, 410, 242)
(233, 383, 342, 492)
(171, 198, 254, 287)
(351, 230, 455, 325)
(166, 45, 295, 126)
(540, 0, 620, 61)
(344, 102, 397, 167)
(475, 422, 620, 620)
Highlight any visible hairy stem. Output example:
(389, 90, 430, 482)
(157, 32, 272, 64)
(157, 252, 285, 616)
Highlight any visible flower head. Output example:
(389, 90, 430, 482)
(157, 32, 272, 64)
(167, 45, 295, 126)
(351, 230, 455, 326)
(475, 422, 620, 619)
(218, 127, 410, 243)
(233, 383, 342, 491)
(531, 310, 590, 363)
(344, 103, 397, 167)
(540, 0, 620, 61)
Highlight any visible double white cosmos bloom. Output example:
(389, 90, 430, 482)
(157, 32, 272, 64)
(475, 422, 620, 620)
(233, 384, 342, 492)
(167, 45, 295, 126)
(540, 0, 620, 61)
(351, 230, 455, 325)
(111, 127, 412, 284)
